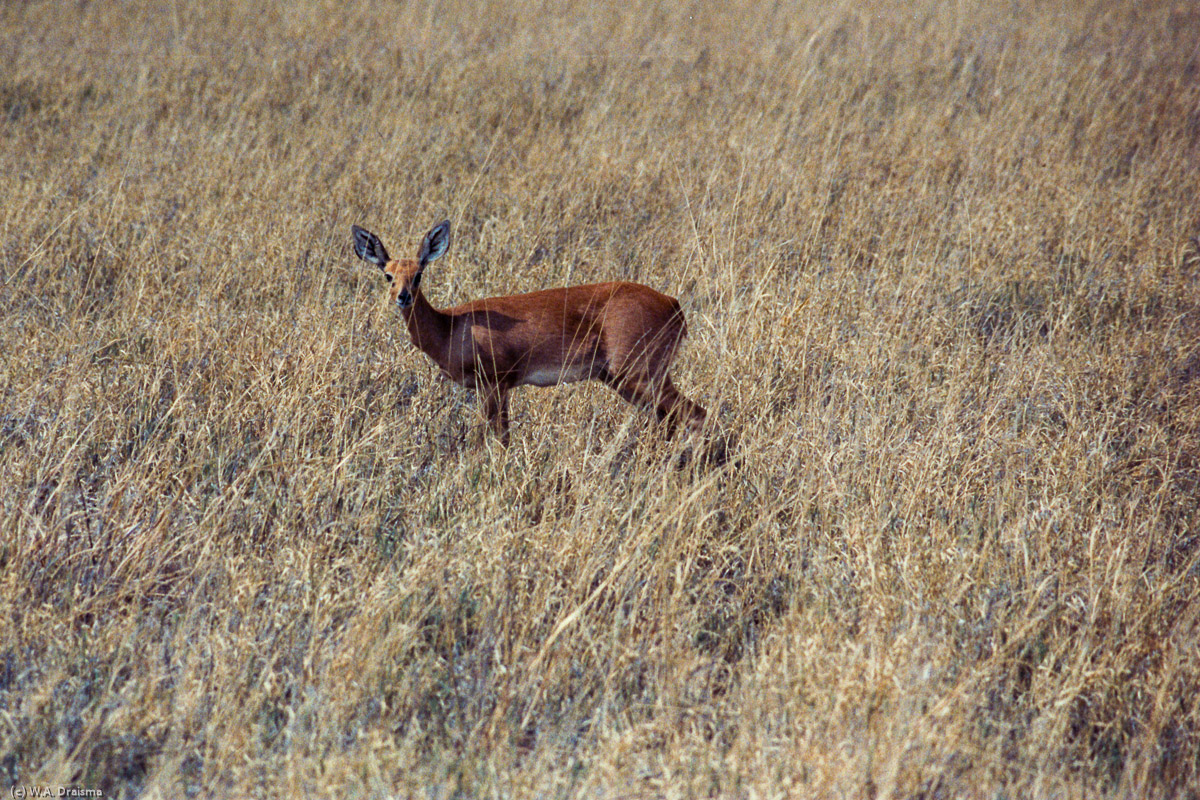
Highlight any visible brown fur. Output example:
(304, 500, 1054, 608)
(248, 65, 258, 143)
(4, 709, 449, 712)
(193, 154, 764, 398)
(352, 222, 706, 445)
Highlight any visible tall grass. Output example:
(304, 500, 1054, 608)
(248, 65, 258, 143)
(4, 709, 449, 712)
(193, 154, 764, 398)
(2, 0, 1198, 796)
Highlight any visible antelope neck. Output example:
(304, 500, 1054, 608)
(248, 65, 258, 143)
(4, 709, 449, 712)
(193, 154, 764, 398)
(402, 290, 452, 360)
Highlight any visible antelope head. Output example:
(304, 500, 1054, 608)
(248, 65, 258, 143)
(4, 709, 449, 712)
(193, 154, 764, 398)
(351, 220, 451, 309)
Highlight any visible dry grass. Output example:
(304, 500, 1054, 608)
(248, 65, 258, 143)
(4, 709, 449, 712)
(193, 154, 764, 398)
(2, 0, 1199, 797)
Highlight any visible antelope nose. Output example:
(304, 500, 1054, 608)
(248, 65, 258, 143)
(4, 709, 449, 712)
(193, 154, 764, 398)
(397, 289, 412, 307)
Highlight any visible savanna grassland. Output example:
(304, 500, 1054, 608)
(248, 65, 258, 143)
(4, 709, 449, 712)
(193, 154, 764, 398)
(2, 0, 1199, 797)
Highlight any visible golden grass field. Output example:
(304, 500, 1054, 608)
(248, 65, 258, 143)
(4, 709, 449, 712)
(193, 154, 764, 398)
(2, 0, 1199, 796)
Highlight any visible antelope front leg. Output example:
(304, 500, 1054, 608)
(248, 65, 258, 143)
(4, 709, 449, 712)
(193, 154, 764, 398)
(482, 385, 511, 447)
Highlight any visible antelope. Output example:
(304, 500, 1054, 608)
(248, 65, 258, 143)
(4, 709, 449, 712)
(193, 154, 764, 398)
(350, 220, 706, 446)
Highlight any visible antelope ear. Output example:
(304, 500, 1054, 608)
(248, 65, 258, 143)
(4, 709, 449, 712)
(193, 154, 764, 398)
(351, 225, 390, 267)
(418, 220, 451, 266)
